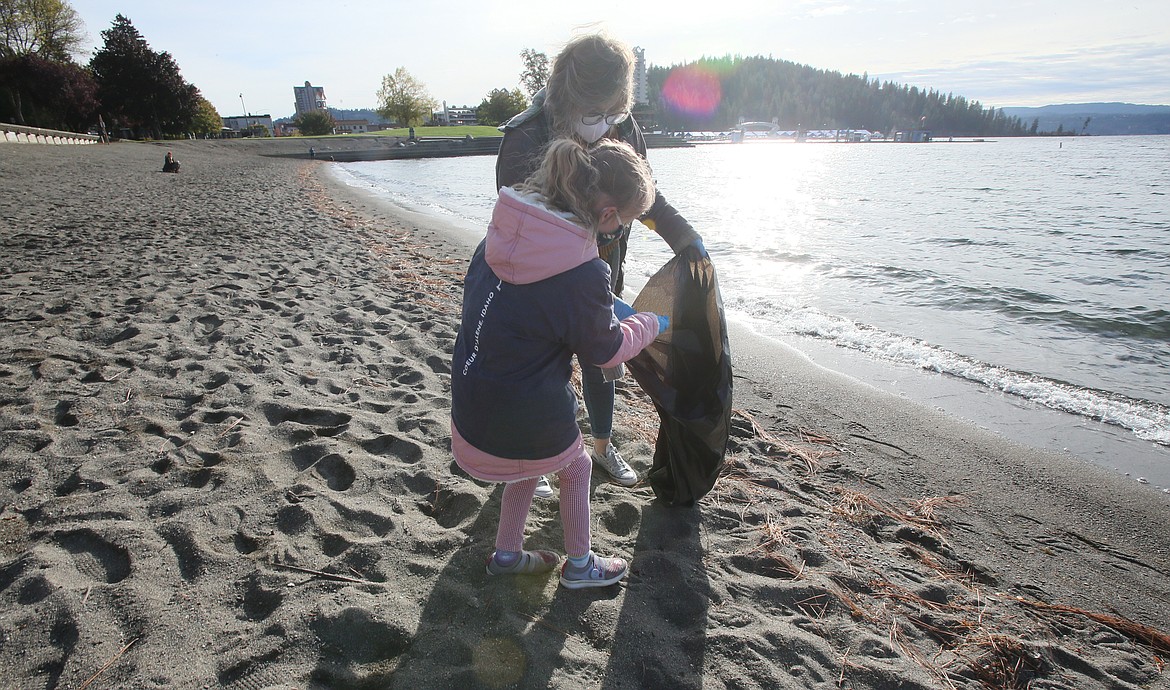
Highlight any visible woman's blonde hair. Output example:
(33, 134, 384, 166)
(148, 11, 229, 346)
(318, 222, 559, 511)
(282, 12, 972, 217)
(545, 34, 634, 137)
(517, 138, 655, 229)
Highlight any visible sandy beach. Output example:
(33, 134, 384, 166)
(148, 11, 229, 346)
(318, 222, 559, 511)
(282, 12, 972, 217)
(1, 138, 1168, 689)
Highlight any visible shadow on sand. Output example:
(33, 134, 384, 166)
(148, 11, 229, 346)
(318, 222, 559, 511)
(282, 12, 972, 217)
(370, 475, 709, 688)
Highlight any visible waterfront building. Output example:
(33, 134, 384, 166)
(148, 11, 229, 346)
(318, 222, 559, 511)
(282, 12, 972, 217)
(222, 114, 275, 137)
(436, 103, 478, 126)
(293, 81, 327, 116)
(633, 47, 648, 106)
(335, 119, 369, 134)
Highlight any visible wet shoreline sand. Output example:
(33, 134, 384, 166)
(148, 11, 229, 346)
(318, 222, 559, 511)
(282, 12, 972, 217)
(1, 139, 1167, 689)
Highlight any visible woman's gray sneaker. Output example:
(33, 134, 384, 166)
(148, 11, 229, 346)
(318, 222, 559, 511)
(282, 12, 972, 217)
(533, 474, 555, 499)
(591, 445, 637, 486)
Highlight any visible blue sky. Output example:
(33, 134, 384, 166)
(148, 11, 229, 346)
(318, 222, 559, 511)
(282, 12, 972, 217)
(71, 1, 1170, 119)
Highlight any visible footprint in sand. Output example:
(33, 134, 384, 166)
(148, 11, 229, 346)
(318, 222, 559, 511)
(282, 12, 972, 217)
(422, 490, 482, 529)
(728, 553, 805, 580)
(106, 325, 141, 345)
(326, 498, 396, 537)
(313, 454, 356, 491)
(239, 571, 284, 621)
(203, 370, 231, 390)
(359, 433, 423, 464)
(311, 606, 411, 666)
(289, 442, 332, 471)
(196, 314, 225, 344)
(155, 522, 211, 581)
(54, 529, 131, 584)
(598, 500, 640, 537)
(53, 400, 79, 427)
(262, 403, 351, 437)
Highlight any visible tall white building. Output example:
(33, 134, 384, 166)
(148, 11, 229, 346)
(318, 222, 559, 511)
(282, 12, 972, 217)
(633, 47, 649, 106)
(293, 81, 327, 116)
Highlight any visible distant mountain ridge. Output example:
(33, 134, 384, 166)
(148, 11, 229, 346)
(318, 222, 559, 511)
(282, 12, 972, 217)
(325, 108, 389, 124)
(1001, 103, 1170, 135)
(1002, 102, 1169, 116)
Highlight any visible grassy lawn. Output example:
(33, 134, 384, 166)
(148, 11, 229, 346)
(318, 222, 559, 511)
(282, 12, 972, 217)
(277, 126, 502, 140)
(359, 125, 502, 138)
(279, 126, 501, 140)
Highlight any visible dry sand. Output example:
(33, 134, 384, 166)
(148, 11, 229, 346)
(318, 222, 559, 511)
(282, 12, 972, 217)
(1, 139, 1168, 689)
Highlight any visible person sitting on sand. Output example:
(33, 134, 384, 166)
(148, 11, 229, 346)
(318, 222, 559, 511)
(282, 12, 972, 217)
(497, 33, 707, 499)
(450, 138, 666, 589)
(162, 151, 180, 173)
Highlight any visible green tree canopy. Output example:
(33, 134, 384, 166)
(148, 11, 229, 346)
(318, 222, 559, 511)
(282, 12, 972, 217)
(0, 0, 84, 61)
(190, 95, 221, 137)
(0, 51, 96, 129)
(647, 55, 1030, 137)
(519, 48, 548, 97)
(293, 109, 334, 136)
(475, 87, 527, 127)
(376, 67, 436, 128)
(89, 14, 201, 139)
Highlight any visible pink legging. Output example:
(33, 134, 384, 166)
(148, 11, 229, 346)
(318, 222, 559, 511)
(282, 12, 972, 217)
(495, 449, 591, 558)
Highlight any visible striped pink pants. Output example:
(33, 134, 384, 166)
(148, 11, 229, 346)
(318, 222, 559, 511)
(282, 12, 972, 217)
(495, 449, 591, 558)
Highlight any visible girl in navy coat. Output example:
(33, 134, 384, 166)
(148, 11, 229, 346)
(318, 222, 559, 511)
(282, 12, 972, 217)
(451, 138, 666, 588)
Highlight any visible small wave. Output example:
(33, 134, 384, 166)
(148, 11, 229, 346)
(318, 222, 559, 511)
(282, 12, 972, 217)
(836, 263, 938, 287)
(1100, 247, 1168, 261)
(921, 237, 1011, 248)
(770, 307, 1170, 446)
(755, 249, 817, 264)
(923, 284, 1170, 342)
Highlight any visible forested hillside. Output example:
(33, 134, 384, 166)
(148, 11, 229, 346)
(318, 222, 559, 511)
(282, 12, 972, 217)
(647, 55, 1029, 137)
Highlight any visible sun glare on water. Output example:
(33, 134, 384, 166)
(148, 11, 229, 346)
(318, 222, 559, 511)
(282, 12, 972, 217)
(652, 143, 833, 301)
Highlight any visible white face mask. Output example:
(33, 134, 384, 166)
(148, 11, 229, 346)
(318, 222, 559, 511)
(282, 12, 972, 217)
(575, 120, 611, 143)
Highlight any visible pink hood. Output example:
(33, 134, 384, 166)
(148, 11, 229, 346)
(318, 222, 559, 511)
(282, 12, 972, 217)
(485, 187, 599, 285)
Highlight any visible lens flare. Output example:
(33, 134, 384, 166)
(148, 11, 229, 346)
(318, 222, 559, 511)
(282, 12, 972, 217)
(661, 66, 722, 117)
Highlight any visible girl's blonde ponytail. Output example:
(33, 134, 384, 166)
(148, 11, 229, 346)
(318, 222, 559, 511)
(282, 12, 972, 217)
(517, 138, 655, 229)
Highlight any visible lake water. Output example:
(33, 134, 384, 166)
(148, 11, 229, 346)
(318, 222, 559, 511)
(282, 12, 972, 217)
(331, 135, 1170, 493)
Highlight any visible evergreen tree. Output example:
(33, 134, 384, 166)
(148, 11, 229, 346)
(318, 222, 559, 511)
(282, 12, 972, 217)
(647, 55, 1029, 137)
(89, 14, 200, 139)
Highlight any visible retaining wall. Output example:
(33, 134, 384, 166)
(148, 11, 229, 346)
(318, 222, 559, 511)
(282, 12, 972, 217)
(1, 123, 101, 145)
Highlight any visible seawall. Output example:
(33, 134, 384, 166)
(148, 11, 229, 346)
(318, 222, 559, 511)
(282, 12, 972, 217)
(1, 123, 101, 145)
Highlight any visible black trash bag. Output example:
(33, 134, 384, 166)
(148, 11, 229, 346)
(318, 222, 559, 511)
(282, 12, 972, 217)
(627, 252, 733, 506)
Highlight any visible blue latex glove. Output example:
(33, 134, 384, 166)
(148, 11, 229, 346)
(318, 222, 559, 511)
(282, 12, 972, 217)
(613, 296, 636, 319)
(656, 314, 670, 334)
(692, 238, 708, 258)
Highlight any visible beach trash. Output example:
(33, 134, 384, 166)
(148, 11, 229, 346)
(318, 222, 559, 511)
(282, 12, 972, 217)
(628, 252, 733, 505)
